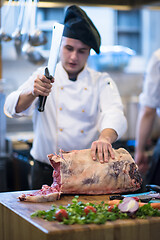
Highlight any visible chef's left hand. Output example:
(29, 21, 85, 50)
(91, 137, 115, 163)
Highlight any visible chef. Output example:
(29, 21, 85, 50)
(135, 48, 160, 184)
(4, 5, 127, 189)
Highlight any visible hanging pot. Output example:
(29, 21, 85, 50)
(29, 29, 47, 47)
(22, 42, 46, 65)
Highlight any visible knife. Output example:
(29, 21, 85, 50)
(110, 189, 160, 203)
(38, 22, 64, 112)
(145, 184, 160, 193)
(109, 194, 152, 203)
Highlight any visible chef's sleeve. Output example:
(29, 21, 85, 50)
(4, 68, 43, 118)
(139, 50, 160, 109)
(98, 75, 127, 139)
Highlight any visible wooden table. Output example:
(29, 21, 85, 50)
(0, 191, 160, 240)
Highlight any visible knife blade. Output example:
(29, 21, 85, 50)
(146, 184, 160, 193)
(109, 193, 152, 203)
(38, 22, 64, 112)
(110, 190, 160, 203)
(122, 191, 160, 203)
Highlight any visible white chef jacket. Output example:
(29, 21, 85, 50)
(139, 49, 160, 117)
(4, 62, 127, 164)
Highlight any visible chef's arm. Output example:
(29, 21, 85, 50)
(135, 106, 156, 153)
(91, 128, 118, 164)
(98, 128, 118, 144)
(16, 92, 36, 113)
(16, 75, 54, 113)
(135, 106, 156, 172)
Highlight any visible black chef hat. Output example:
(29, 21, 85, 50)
(63, 5, 101, 54)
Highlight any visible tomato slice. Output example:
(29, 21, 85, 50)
(132, 197, 139, 202)
(55, 209, 68, 221)
(107, 205, 114, 212)
(84, 206, 96, 215)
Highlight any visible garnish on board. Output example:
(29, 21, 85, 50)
(30, 196, 160, 225)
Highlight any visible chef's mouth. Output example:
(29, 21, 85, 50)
(68, 62, 77, 67)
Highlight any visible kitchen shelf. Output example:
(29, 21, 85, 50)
(115, 9, 142, 54)
(117, 28, 141, 33)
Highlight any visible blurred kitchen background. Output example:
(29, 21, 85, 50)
(1, 0, 160, 192)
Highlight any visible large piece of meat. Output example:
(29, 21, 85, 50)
(48, 148, 142, 195)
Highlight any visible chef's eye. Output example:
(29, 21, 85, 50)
(65, 46, 73, 51)
(78, 49, 87, 54)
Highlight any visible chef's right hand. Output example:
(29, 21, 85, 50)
(91, 137, 115, 164)
(32, 74, 54, 97)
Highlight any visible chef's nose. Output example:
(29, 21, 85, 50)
(71, 50, 78, 60)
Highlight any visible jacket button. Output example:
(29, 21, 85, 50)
(61, 87, 64, 90)
(84, 87, 87, 90)
(59, 107, 62, 111)
(59, 128, 63, 132)
(82, 109, 85, 113)
(81, 130, 84, 133)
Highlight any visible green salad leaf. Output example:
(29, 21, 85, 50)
(30, 196, 160, 225)
(136, 203, 160, 219)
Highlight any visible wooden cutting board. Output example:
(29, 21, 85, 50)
(0, 191, 160, 240)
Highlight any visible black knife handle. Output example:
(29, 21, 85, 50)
(38, 96, 47, 112)
(109, 195, 124, 200)
(38, 67, 53, 112)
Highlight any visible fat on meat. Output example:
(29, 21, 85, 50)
(48, 148, 142, 195)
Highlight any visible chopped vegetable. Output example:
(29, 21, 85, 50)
(107, 200, 121, 206)
(118, 197, 139, 214)
(55, 209, 68, 221)
(150, 203, 160, 210)
(136, 203, 160, 218)
(84, 206, 96, 215)
(107, 205, 114, 212)
(132, 197, 139, 202)
(30, 196, 160, 225)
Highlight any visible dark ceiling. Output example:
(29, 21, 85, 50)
(2, 0, 160, 9)
(39, 0, 160, 9)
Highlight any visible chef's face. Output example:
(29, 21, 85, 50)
(60, 37, 91, 79)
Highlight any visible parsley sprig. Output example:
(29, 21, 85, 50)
(31, 195, 160, 224)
